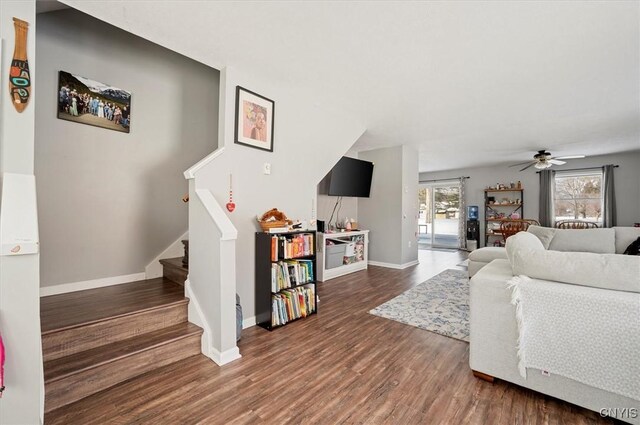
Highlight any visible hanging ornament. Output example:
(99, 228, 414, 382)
(0, 332, 5, 398)
(9, 18, 31, 112)
(226, 174, 236, 212)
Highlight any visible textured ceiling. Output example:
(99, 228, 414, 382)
(61, 0, 640, 171)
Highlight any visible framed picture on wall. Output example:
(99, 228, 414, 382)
(234, 86, 274, 152)
(57, 70, 132, 133)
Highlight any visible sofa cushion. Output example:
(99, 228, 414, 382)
(506, 231, 545, 263)
(510, 248, 640, 293)
(527, 225, 556, 249)
(614, 227, 640, 254)
(548, 228, 615, 254)
(468, 247, 508, 263)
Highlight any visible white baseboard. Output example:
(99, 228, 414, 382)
(368, 260, 419, 270)
(40, 272, 146, 297)
(210, 346, 242, 366)
(242, 316, 256, 329)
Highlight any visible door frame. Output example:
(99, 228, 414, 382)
(419, 180, 461, 249)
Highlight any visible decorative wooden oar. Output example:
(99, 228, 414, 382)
(9, 18, 30, 113)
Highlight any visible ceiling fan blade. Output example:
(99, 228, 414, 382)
(553, 155, 586, 160)
(509, 160, 535, 167)
(548, 159, 566, 165)
(520, 162, 537, 172)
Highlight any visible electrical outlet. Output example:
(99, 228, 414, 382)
(263, 163, 271, 175)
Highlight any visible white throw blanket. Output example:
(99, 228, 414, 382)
(509, 275, 640, 401)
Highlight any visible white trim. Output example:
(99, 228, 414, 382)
(40, 272, 146, 297)
(183, 147, 225, 179)
(1, 173, 39, 256)
(242, 316, 256, 329)
(184, 279, 213, 362)
(195, 189, 238, 240)
(368, 260, 419, 270)
(210, 346, 242, 366)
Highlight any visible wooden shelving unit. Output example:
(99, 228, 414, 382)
(484, 188, 524, 247)
(255, 231, 318, 330)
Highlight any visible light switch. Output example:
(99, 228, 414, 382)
(263, 163, 271, 175)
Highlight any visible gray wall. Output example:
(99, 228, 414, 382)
(401, 145, 419, 264)
(35, 9, 219, 286)
(419, 150, 640, 246)
(358, 146, 404, 264)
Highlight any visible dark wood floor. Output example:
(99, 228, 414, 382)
(46, 250, 615, 424)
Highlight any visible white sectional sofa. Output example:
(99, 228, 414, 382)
(469, 226, 640, 277)
(469, 227, 640, 424)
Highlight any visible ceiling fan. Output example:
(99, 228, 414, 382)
(509, 150, 586, 171)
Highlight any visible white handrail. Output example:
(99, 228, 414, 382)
(184, 147, 225, 180)
(195, 188, 237, 241)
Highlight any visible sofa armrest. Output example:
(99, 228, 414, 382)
(468, 247, 508, 277)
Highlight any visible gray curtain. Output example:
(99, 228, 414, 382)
(458, 177, 467, 250)
(602, 164, 617, 227)
(539, 170, 554, 227)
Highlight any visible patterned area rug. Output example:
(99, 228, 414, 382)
(369, 269, 469, 342)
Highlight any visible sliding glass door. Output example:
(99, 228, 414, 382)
(418, 182, 460, 249)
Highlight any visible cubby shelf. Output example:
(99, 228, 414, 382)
(255, 231, 318, 331)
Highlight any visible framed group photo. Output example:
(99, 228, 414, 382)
(234, 86, 274, 152)
(57, 70, 132, 133)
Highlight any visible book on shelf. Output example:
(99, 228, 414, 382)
(271, 284, 316, 327)
(270, 233, 314, 260)
(271, 259, 314, 292)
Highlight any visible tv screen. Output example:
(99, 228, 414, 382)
(327, 157, 374, 197)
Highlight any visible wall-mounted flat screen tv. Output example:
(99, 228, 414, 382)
(327, 157, 374, 197)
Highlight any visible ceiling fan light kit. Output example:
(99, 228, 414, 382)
(510, 149, 586, 172)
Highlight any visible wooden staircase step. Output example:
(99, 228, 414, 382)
(44, 322, 202, 413)
(42, 298, 188, 362)
(41, 277, 185, 333)
(160, 257, 188, 286)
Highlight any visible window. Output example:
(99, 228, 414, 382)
(554, 170, 603, 223)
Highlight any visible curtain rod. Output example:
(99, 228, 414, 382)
(536, 165, 618, 174)
(419, 176, 470, 183)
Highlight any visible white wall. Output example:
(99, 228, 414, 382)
(0, 1, 44, 423)
(419, 150, 640, 246)
(192, 66, 365, 324)
(35, 9, 219, 287)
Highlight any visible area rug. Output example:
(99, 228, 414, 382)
(369, 269, 469, 342)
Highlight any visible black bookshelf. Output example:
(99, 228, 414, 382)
(255, 230, 318, 331)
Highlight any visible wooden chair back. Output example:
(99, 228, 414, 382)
(500, 219, 540, 242)
(555, 220, 599, 229)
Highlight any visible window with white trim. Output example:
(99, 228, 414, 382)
(553, 170, 603, 223)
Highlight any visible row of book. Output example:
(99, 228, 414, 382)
(270, 233, 314, 261)
(271, 284, 316, 327)
(271, 260, 314, 292)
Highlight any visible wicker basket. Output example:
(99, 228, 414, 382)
(258, 208, 291, 232)
(258, 219, 290, 231)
